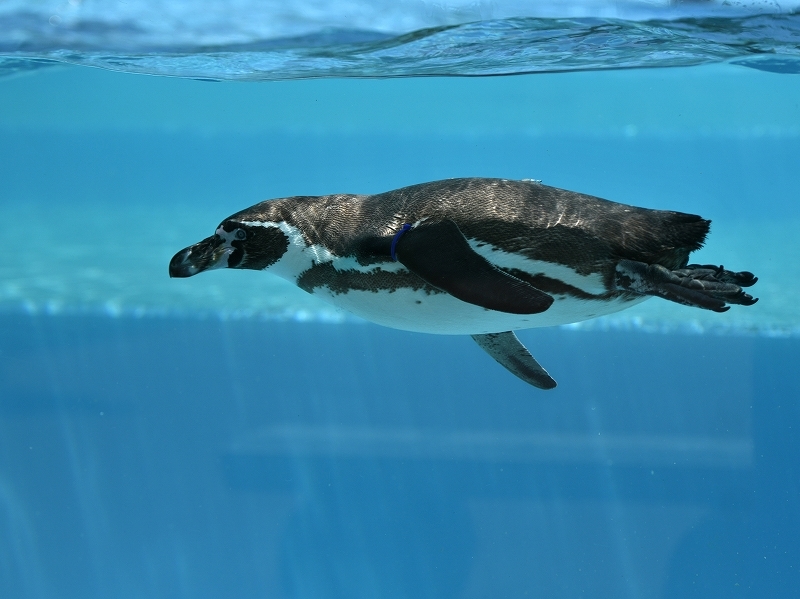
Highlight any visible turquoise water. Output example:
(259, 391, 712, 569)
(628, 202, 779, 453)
(2, 63, 798, 334)
(3, 3, 800, 77)
(2, 4, 800, 598)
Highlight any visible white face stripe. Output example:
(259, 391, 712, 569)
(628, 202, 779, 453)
(239, 221, 317, 280)
(240, 220, 407, 281)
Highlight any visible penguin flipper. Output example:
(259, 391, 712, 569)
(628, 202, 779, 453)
(472, 331, 557, 390)
(394, 220, 554, 315)
(615, 259, 759, 313)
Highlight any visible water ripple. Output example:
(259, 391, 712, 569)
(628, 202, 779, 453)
(1, 12, 799, 79)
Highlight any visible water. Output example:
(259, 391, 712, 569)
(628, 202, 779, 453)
(3, 4, 800, 78)
(1, 3, 799, 598)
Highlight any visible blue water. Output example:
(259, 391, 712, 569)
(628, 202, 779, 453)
(2, 317, 798, 597)
(2, 2, 800, 77)
(2, 3, 800, 598)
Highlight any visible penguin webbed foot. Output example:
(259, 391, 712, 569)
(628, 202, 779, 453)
(678, 264, 758, 288)
(615, 259, 758, 313)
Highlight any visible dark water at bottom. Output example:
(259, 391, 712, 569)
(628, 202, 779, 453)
(0, 315, 797, 598)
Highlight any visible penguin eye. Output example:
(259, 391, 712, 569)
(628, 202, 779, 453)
(235, 229, 247, 240)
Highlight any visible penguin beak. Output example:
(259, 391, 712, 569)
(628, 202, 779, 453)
(169, 235, 229, 278)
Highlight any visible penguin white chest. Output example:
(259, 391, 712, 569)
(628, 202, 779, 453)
(260, 223, 644, 335)
(306, 279, 645, 335)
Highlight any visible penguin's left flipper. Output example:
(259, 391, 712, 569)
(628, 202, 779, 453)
(393, 220, 554, 315)
(615, 259, 759, 313)
(472, 331, 557, 390)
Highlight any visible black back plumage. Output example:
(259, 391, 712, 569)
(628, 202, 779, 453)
(227, 178, 709, 277)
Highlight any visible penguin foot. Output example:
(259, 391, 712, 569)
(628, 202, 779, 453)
(677, 264, 758, 288)
(615, 260, 758, 313)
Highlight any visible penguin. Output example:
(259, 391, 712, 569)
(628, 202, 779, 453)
(169, 178, 758, 389)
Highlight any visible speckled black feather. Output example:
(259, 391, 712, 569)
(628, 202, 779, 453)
(227, 178, 710, 286)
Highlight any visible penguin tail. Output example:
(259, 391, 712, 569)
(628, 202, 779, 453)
(620, 211, 711, 270)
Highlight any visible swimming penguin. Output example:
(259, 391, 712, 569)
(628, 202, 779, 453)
(169, 178, 758, 389)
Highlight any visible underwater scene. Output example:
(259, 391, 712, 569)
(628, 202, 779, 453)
(1, 1, 799, 598)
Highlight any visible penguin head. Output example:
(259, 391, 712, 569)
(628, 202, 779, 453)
(169, 219, 289, 278)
